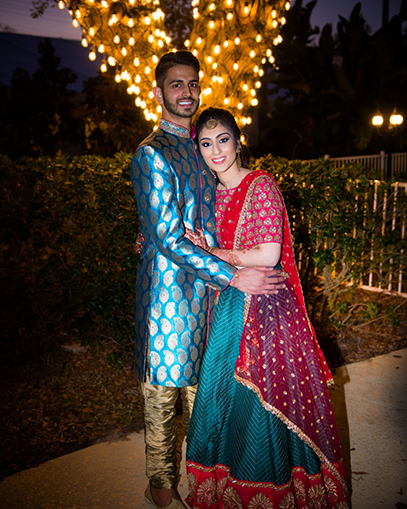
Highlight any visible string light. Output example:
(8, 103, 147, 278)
(58, 0, 290, 123)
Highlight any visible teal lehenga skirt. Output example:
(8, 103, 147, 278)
(185, 285, 348, 508)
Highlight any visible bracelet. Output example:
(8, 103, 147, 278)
(208, 246, 216, 254)
(230, 270, 239, 286)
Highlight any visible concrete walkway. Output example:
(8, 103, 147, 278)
(1, 349, 406, 509)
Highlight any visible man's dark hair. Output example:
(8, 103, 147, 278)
(155, 51, 200, 89)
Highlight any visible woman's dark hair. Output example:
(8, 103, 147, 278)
(194, 107, 251, 168)
(155, 51, 200, 89)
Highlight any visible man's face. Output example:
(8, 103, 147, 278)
(154, 65, 200, 125)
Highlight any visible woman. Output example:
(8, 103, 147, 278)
(184, 108, 350, 509)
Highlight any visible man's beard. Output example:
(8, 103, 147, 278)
(162, 95, 199, 118)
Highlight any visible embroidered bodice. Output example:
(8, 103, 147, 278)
(215, 174, 284, 250)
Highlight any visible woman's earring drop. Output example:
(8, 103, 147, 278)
(236, 148, 242, 169)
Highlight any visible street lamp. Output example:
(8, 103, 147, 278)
(371, 109, 404, 179)
(372, 114, 384, 127)
(372, 109, 404, 130)
(389, 111, 404, 127)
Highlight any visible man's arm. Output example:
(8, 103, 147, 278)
(131, 145, 235, 290)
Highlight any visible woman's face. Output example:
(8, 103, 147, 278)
(198, 123, 238, 176)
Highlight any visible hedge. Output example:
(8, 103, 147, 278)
(0, 153, 138, 357)
(1, 154, 405, 356)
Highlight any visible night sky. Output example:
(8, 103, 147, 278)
(0, 0, 404, 41)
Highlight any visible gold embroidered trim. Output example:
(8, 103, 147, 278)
(158, 118, 191, 138)
(186, 461, 338, 491)
(243, 294, 251, 324)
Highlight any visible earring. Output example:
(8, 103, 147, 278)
(236, 147, 242, 169)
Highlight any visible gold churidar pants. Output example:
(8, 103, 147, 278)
(141, 371, 197, 489)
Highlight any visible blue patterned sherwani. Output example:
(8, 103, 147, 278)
(130, 119, 235, 387)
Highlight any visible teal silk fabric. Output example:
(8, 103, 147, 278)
(130, 120, 235, 387)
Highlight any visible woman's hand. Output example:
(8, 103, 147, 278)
(185, 228, 210, 251)
(135, 232, 144, 254)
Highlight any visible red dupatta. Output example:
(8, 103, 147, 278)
(219, 170, 333, 386)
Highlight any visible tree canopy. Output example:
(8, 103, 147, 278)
(0, 38, 150, 158)
(258, 0, 407, 159)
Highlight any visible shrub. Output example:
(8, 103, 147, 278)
(0, 153, 138, 359)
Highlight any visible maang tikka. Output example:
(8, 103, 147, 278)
(205, 118, 218, 130)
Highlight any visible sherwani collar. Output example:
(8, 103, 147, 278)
(159, 118, 195, 139)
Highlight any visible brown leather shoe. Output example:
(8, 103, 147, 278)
(144, 485, 187, 509)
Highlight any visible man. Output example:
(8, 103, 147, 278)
(131, 51, 285, 509)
